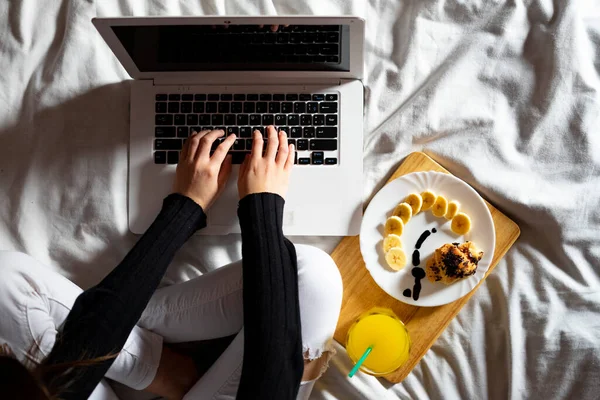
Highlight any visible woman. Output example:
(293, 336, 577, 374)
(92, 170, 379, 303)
(0, 126, 343, 399)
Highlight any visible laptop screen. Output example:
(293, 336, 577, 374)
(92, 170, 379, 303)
(111, 24, 351, 72)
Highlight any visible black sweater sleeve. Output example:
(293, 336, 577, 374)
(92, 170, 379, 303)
(41, 194, 206, 399)
(236, 193, 304, 399)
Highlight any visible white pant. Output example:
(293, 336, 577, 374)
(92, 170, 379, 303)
(0, 246, 343, 399)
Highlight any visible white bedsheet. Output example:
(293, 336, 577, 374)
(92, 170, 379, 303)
(1, 0, 600, 399)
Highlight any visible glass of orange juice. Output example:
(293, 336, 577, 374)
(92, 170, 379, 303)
(346, 308, 411, 376)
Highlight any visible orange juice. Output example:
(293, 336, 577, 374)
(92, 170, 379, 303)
(346, 308, 411, 375)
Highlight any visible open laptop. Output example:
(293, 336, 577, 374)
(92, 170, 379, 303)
(93, 16, 364, 235)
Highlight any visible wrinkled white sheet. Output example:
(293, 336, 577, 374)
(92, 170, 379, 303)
(1, 0, 600, 399)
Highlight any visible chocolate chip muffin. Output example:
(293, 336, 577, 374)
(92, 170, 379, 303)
(426, 242, 483, 285)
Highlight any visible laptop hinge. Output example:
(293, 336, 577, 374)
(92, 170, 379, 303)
(152, 76, 346, 86)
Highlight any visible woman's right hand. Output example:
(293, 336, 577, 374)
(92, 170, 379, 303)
(238, 126, 295, 200)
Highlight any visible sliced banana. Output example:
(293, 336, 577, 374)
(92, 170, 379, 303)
(421, 190, 436, 211)
(382, 234, 403, 252)
(445, 200, 460, 220)
(404, 193, 423, 215)
(385, 247, 407, 271)
(393, 202, 413, 224)
(384, 216, 404, 236)
(431, 195, 448, 217)
(451, 212, 472, 235)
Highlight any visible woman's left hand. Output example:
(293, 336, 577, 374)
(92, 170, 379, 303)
(173, 129, 236, 210)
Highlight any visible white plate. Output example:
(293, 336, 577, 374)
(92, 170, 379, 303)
(360, 172, 496, 307)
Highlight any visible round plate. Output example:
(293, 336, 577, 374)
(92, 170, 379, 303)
(360, 172, 496, 307)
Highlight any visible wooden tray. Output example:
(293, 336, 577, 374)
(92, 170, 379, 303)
(332, 152, 520, 383)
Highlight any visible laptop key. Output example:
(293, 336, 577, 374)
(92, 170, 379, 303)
(273, 94, 285, 101)
(233, 139, 245, 150)
(155, 126, 176, 137)
(212, 114, 224, 125)
(307, 102, 319, 113)
(288, 115, 300, 125)
(312, 94, 325, 101)
(155, 102, 167, 113)
(303, 127, 315, 138)
(154, 151, 167, 164)
(311, 151, 324, 165)
(206, 102, 217, 113)
(326, 115, 337, 125)
(220, 94, 233, 101)
(182, 94, 193, 101)
(286, 94, 299, 101)
(260, 94, 272, 101)
(290, 127, 302, 138)
(269, 102, 281, 113)
(174, 115, 186, 125)
(218, 102, 230, 113)
(300, 115, 312, 125)
(194, 94, 207, 101)
(256, 102, 268, 113)
(253, 126, 265, 135)
(156, 94, 168, 101)
(293, 102, 306, 113)
(325, 157, 338, 165)
(244, 102, 255, 113)
(310, 139, 337, 151)
(282, 102, 293, 113)
(232, 152, 249, 164)
(224, 114, 236, 125)
(193, 102, 205, 113)
(240, 127, 252, 137)
(167, 151, 179, 164)
(237, 114, 249, 125)
(234, 94, 246, 101)
(177, 127, 189, 138)
(247, 94, 259, 101)
(208, 94, 219, 100)
(299, 94, 312, 101)
(227, 127, 239, 135)
(184, 114, 196, 125)
(313, 114, 325, 125)
(325, 94, 338, 101)
(298, 157, 310, 165)
(319, 102, 338, 113)
(198, 114, 211, 125)
(275, 114, 287, 125)
(316, 127, 337, 138)
(168, 94, 180, 101)
(278, 126, 289, 135)
(168, 102, 180, 113)
(231, 102, 243, 113)
(262, 115, 274, 125)
(248, 114, 260, 125)
(297, 139, 308, 150)
(155, 114, 173, 125)
(155, 139, 182, 150)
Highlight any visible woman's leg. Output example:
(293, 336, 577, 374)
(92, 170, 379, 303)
(0, 251, 163, 392)
(180, 244, 344, 400)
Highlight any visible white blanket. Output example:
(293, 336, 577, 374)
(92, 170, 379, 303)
(1, 0, 600, 399)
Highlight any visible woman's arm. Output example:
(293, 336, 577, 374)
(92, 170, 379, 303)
(236, 127, 303, 399)
(41, 129, 237, 399)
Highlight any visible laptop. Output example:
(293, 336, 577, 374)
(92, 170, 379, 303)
(93, 16, 365, 235)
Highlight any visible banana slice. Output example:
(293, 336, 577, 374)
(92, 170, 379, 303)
(384, 216, 404, 236)
(404, 193, 423, 215)
(382, 234, 403, 252)
(445, 200, 460, 220)
(393, 203, 413, 224)
(451, 212, 472, 235)
(385, 247, 407, 271)
(421, 190, 436, 211)
(431, 195, 448, 217)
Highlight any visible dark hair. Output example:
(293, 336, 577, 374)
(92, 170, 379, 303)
(0, 348, 117, 399)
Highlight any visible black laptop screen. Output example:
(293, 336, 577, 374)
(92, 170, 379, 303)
(111, 24, 351, 72)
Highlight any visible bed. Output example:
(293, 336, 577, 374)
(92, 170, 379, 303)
(1, 0, 599, 399)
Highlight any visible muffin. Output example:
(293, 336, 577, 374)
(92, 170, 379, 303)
(426, 242, 483, 285)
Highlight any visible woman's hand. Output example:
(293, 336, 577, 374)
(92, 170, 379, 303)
(238, 126, 295, 200)
(174, 129, 236, 210)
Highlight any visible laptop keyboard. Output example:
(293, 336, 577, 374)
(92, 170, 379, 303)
(154, 93, 339, 166)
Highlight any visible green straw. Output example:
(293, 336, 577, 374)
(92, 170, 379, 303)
(348, 346, 372, 378)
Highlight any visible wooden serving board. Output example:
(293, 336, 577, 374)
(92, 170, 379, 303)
(332, 152, 520, 383)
